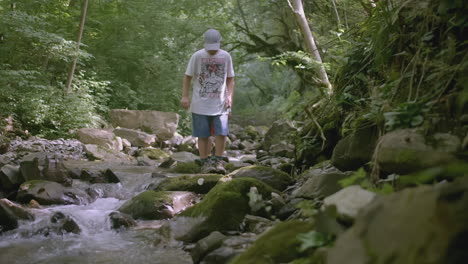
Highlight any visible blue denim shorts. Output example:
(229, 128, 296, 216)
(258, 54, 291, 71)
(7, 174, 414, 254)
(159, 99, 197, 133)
(192, 113, 229, 138)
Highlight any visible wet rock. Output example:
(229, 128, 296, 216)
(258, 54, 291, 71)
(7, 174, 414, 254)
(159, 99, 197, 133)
(292, 167, 350, 199)
(322, 185, 377, 222)
(0, 198, 34, 233)
(77, 128, 121, 151)
(119, 191, 198, 220)
(230, 220, 314, 264)
(16, 180, 92, 205)
(113, 127, 156, 147)
(376, 129, 460, 174)
(331, 126, 379, 171)
(109, 109, 179, 141)
(177, 178, 276, 242)
(151, 174, 222, 194)
(0, 164, 23, 191)
(201, 233, 258, 264)
(191, 231, 227, 264)
(80, 168, 120, 184)
(227, 165, 293, 191)
(327, 176, 468, 264)
(36, 212, 81, 236)
(109, 211, 137, 230)
(51, 212, 81, 234)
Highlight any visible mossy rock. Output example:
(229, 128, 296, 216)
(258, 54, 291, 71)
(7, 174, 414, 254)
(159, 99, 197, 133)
(137, 148, 170, 160)
(230, 220, 314, 264)
(119, 190, 174, 220)
(179, 178, 277, 241)
(228, 165, 294, 191)
(153, 174, 222, 194)
(170, 162, 201, 174)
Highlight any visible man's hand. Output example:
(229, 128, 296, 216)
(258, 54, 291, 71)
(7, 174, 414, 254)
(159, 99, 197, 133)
(180, 96, 190, 110)
(225, 97, 232, 109)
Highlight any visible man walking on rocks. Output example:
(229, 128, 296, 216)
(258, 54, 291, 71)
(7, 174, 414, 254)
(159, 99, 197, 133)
(180, 28, 235, 174)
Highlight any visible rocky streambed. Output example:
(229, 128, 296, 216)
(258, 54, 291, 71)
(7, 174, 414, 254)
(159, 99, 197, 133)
(1, 115, 468, 264)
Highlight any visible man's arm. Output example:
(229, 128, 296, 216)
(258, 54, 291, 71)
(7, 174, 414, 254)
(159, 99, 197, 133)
(225, 77, 235, 109)
(181, 75, 192, 110)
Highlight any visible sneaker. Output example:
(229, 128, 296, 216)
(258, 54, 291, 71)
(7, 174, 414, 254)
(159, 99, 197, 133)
(195, 158, 207, 167)
(201, 159, 217, 174)
(213, 159, 227, 175)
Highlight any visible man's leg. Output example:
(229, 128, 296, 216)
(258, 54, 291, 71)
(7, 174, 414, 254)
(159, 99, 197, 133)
(198, 137, 210, 159)
(214, 135, 226, 157)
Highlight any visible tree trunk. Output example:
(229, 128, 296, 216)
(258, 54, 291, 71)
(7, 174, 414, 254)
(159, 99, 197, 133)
(287, 0, 332, 94)
(65, 0, 89, 93)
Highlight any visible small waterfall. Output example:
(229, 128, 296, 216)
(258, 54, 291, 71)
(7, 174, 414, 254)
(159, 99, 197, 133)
(0, 167, 191, 264)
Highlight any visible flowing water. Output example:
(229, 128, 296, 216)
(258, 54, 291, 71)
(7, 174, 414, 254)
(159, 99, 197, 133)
(0, 164, 193, 264)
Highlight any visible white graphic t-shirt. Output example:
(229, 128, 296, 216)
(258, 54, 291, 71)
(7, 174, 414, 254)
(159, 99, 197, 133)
(185, 49, 235, 115)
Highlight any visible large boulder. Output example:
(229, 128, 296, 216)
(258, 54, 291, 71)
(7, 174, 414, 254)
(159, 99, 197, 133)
(177, 178, 277, 242)
(77, 128, 121, 151)
(327, 176, 468, 264)
(322, 185, 377, 222)
(376, 129, 460, 174)
(262, 120, 297, 152)
(0, 198, 34, 232)
(16, 180, 92, 205)
(292, 167, 351, 199)
(331, 126, 379, 171)
(0, 164, 24, 191)
(109, 211, 137, 230)
(119, 191, 198, 220)
(227, 165, 293, 191)
(113, 128, 156, 147)
(230, 220, 314, 264)
(109, 109, 179, 141)
(83, 144, 134, 163)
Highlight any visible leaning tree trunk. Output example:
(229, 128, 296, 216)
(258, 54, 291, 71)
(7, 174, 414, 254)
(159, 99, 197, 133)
(65, 0, 89, 93)
(287, 0, 332, 95)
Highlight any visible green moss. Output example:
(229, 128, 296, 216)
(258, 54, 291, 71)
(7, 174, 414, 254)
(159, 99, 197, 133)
(230, 165, 293, 191)
(169, 162, 201, 173)
(230, 220, 315, 264)
(153, 174, 222, 194)
(179, 178, 277, 238)
(137, 148, 170, 160)
(224, 162, 236, 172)
(395, 149, 419, 164)
(119, 190, 172, 219)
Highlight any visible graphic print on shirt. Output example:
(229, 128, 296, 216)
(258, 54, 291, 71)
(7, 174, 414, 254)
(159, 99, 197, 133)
(198, 57, 225, 98)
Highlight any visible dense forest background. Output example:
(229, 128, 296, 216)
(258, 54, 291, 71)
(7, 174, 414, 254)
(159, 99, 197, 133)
(1, 0, 466, 147)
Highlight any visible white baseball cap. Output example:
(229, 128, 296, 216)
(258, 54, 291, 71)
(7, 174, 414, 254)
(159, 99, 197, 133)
(204, 29, 222, 51)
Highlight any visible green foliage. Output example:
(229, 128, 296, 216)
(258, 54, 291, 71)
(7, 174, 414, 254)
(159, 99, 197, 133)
(297, 231, 334, 252)
(339, 168, 394, 194)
